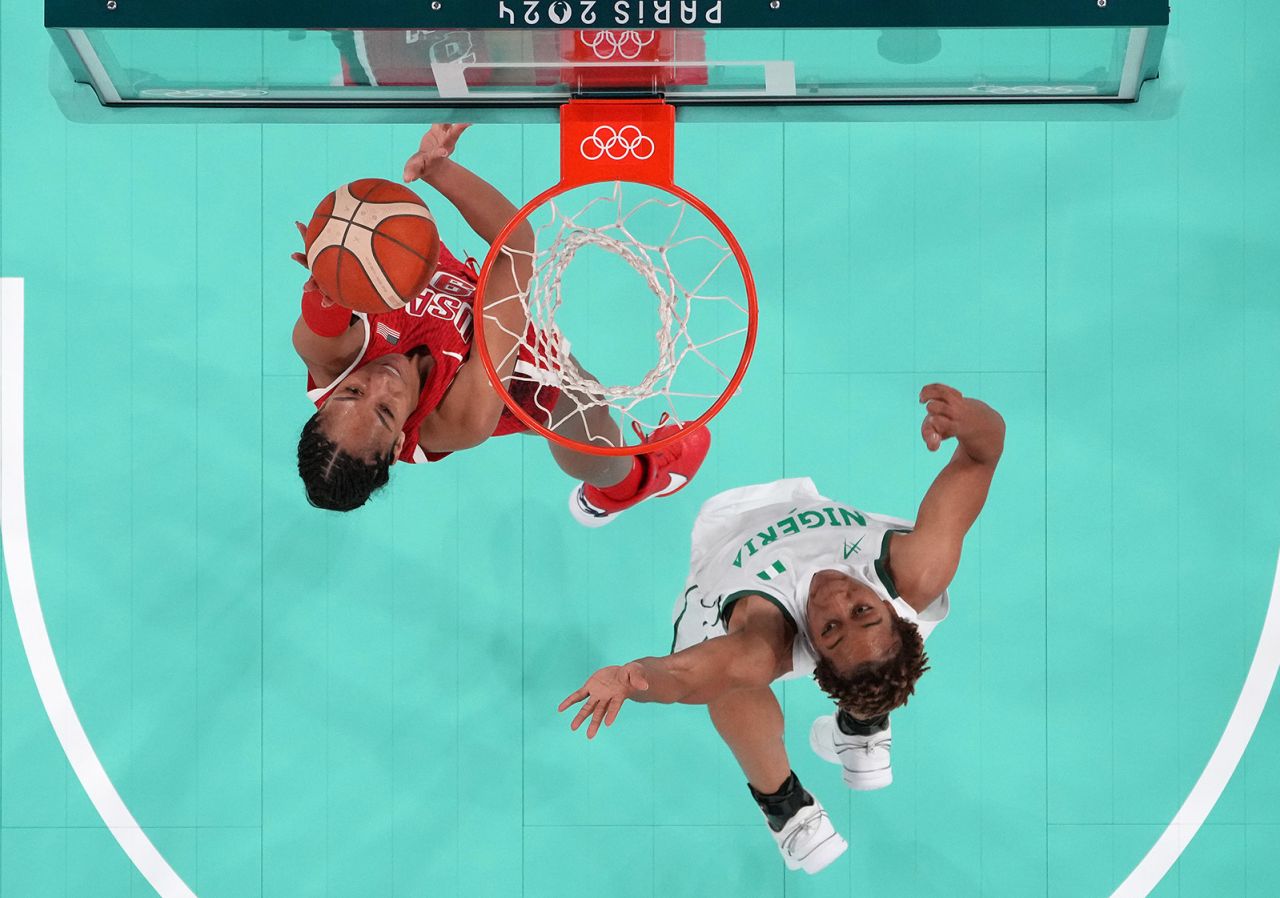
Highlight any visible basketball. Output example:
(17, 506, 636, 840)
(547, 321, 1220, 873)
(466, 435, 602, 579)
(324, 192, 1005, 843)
(304, 178, 440, 313)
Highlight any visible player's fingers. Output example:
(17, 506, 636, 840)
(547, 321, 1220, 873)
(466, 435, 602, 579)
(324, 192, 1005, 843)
(603, 697, 625, 728)
(919, 383, 963, 405)
(926, 383, 957, 404)
(921, 418, 942, 452)
(558, 687, 589, 713)
(570, 699, 596, 731)
(925, 398, 959, 418)
(402, 156, 422, 183)
(926, 413, 957, 438)
(924, 413, 958, 439)
(417, 126, 446, 157)
(586, 698, 611, 739)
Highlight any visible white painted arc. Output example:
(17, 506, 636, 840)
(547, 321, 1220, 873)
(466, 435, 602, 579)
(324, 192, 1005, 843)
(2, 274, 1277, 896)
(0, 279, 198, 898)
(1112, 550, 1280, 897)
(305, 183, 436, 311)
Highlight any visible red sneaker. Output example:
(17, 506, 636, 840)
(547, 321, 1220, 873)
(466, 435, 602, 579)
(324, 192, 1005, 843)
(569, 418, 711, 528)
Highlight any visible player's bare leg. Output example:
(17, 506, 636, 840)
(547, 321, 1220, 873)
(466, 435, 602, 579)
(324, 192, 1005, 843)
(550, 356, 713, 527)
(519, 346, 708, 525)
(707, 686, 792, 793)
(708, 686, 848, 872)
(546, 379, 631, 487)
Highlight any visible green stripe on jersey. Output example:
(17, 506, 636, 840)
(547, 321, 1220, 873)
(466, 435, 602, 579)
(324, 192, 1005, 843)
(756, 559, 787, 581)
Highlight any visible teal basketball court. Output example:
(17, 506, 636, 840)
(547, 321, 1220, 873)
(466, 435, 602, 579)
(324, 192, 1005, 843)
(3, 1, 1280, 895)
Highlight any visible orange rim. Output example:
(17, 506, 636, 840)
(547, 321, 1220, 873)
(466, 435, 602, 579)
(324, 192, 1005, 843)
(474, 179, 757, 458)
(475, 98, 757, 457)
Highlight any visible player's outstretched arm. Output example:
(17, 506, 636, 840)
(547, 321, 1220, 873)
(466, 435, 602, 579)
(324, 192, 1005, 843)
(557, 616, 789, 740)
(407, 124, 534, 450)
(403, 124, 528, 250)
(888, 383, 1005, 612)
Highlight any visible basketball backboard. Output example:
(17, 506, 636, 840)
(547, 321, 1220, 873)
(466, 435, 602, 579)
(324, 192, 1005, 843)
(45, 0, 1171, 122)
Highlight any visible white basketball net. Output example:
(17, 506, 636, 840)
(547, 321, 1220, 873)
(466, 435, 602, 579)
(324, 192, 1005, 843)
(483, 181, 752, 450)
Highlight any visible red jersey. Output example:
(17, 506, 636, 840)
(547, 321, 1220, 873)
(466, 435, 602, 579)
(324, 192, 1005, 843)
(305, 242, 559, 463)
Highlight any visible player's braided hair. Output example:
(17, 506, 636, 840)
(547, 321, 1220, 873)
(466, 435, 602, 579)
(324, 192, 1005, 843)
(812, 611, 930, 720)
(296, 412, 393, 512)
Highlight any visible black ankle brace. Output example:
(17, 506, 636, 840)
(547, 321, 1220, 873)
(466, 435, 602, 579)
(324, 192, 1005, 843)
(748, 771, 815, 833)
(837, 709, 890, 736)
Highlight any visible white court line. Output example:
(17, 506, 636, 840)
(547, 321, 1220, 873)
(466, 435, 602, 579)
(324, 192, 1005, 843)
(0, 279, 198, 898)
(1113, 551, 1280, 896)
(1, 272, 1275, 895)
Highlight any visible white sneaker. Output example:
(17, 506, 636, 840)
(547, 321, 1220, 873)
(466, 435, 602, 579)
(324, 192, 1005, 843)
(768, 798, 847, 874)
(810, 714, 893, 791)
(568, 482, 616, 528)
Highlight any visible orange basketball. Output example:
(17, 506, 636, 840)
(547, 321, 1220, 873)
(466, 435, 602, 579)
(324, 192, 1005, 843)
(304, 178, 440, 313)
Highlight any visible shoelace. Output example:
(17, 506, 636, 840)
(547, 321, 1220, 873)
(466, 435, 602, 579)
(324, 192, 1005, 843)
(631, 412, 676, 462)
(838, 734, 892, 759)
(860, 735, 892, 756)
(781, 808, 828, 854)
(630, 412, 672, 442)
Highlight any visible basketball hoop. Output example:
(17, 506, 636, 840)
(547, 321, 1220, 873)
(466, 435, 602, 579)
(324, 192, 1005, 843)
(474, 98, 758, 457)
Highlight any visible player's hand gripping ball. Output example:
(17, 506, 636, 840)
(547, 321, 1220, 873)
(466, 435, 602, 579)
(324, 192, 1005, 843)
(302, 178, 440, 314)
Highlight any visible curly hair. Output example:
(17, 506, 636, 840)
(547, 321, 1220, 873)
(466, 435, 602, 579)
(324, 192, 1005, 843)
(296, 412, 394, 512)
(812, 610, 930, 719)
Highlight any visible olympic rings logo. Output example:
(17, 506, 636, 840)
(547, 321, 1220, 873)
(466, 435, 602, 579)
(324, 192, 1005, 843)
(579, 124, 655, 161)
(580, 30, 656, 60)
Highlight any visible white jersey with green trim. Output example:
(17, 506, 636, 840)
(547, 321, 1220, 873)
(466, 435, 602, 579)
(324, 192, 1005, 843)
(671, 477, 950, 681)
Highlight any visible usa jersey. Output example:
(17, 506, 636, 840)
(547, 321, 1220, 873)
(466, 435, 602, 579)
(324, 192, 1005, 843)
(670, 478, 950, 679)
(305, 243, 480, 464)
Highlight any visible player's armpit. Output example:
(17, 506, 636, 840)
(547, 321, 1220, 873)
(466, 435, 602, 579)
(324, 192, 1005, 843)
(416, 360, 506, 452)
(419, 238, 533, 452)
(882, 529, 959, 613)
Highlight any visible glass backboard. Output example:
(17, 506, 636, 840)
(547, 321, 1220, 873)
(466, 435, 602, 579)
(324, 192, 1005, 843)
(45, 0, 1170, 120)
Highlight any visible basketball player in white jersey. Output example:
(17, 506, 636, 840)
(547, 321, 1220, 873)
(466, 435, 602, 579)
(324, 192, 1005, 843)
(559, 383, 1004, 873)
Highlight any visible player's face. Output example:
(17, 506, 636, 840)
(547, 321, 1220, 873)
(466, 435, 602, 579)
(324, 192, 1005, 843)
(806, 570, 900, 673)
(320, 355, 422, 459)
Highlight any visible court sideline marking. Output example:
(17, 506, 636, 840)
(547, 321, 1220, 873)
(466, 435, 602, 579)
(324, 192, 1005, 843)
(1, 279, 198, 898)
(1112, 549, 1280, 896)
(1, 276, 1277, 895)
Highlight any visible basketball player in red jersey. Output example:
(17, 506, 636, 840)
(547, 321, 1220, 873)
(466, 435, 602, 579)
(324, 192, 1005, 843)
(291, 123, 709, 515)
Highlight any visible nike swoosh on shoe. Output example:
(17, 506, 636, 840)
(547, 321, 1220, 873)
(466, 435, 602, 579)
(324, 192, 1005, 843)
(653, 473, 689, 497)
